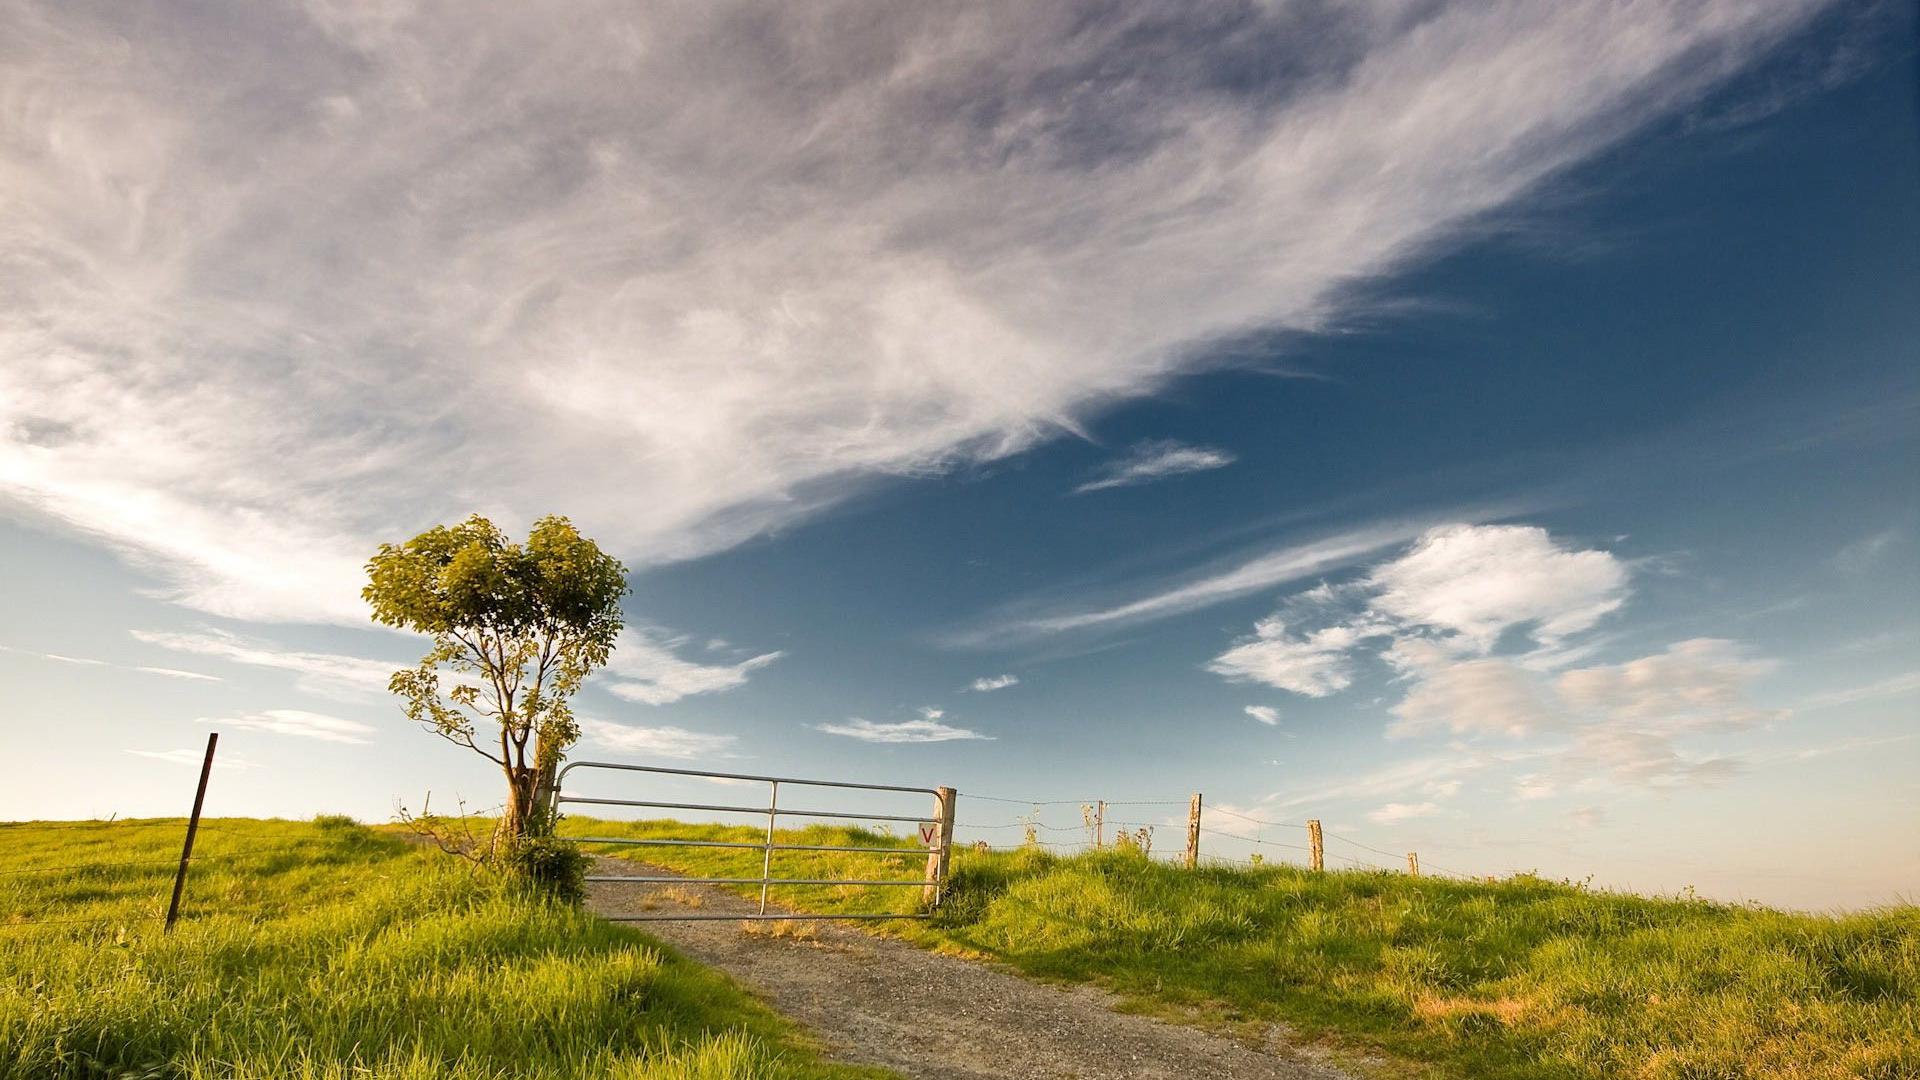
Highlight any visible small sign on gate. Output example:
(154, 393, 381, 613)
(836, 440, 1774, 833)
(918, 821, 940, 847)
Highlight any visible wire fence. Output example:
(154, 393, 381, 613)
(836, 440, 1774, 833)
(948, 789, 1486, 880)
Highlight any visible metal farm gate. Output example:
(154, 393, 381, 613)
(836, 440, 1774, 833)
(553, 760, 956, 921)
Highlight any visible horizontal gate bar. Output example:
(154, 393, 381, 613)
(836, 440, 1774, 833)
(555, 795, 926, 824)
(586, 875, 925, 887)
(566, 836, 932, 855)
(604, 912, 930, 922)
(557, 760, 939, 796)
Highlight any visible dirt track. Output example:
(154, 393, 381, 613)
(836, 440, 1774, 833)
(587, 859, 1358, 1080)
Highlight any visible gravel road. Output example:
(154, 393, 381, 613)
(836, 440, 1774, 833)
(588, 859, 1357, 1080)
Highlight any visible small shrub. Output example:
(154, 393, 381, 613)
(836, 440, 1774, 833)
(312, 813, 359, 830)
(498, 834, 591, 906)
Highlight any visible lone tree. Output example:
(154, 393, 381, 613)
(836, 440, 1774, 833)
(364, 514, 627, 847)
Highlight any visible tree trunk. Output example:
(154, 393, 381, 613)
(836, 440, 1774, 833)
(497, 765, 543, 848)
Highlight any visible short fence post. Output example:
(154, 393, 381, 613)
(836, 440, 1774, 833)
(1184, 793, 1203, 869)
(1306, 819, 1324, 872)
(922, 786, 956, 908)
(164, 732, 218, 932)
(1095, 800, 1105, 849)
(1407, 852, 1420, 877)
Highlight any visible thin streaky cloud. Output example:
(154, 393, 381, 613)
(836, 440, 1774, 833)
(196, 709, 376, 745)
(125, 748, 254, 770)
(0, 0, 1832, 623)
(131, 628, 400, 699)
(600, 628, 784, 706)
(968, 674, 1020, 692)
(815, 718, 993, 744)
(134, 666, 224, 682)
(1794, 670, 1920, 712)
(951, 520, 1426, 645)
(1073, 441, 1236, 494)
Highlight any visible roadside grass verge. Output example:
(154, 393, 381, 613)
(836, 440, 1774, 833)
(573, 817, 1920, 1080)
(0, 817, 891, 1080)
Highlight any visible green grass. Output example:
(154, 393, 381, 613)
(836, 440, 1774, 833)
(0, 817, 891, 1080)
(572, 817, 1920, 1080)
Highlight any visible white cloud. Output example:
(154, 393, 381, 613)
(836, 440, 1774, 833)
(0, 2, 1826, 622)
(1208, 619, 1372, 697)
(1244, 704, 1281, 726)
(1073, 440, 1235, 494)
(1204, 523, 1627, 701)
(961, 522, 1423, 643)
(2, 645, 108, 666)
(134, 666, 223, 682)
(197, 709, 375, 744)
(5, 643, 228, 682)
(1367, 524, 1629, 653)
(1514, 773, 1557, 801)
(1367, 801, 1441, 825)
(1569, 806, 1606, 829)
(1555, 638, 1779, 733)
(1796, 669, 1920, 711)
(1833, 527, 1904, 574)
(580, 718, 738, 760)
(125, 748, 253, 770)
(130, 628, 398, 698)
(1386, 643, 1561, 738)
(602, 628, 783, 706)
(816, 718, 993, 744)
(968, 674, 1020, 692)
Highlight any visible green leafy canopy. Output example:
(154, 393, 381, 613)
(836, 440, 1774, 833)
(363, 515, 628, 838)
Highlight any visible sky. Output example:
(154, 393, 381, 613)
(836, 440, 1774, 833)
(2, 0, 1916, 911)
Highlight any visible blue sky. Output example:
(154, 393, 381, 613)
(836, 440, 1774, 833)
(2, 1, 1915, 909)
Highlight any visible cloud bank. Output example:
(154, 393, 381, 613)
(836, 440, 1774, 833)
(0, 0, 1829, 622)
(1210, 524, 1784, 795)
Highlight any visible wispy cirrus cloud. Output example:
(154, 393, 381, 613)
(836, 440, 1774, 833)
(1243, 705, 1281, 726)
(0, 0, 1832, 623)
(196, 709, 376, 745)
(1073, 440, 1235, 494)
(817, 708, 992, 744)
(951, 520, 1428, 645)
(600, 628, 783, 706)
(131, 628, 398, 699)
(580, 718, 739, 760)
(967, 674, 1020, 693)
(2, 643, 223, 682)
(125, 748, 254, 770)
(1367, 801, 1442, 825)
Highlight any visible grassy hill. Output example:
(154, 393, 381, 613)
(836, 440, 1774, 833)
(570, 817, 1920, 1080)
(0, 817, 889, 1080)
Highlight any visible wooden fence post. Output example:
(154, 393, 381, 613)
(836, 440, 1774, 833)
(164, 732, 218, 932)
(1184, 793, 1203, 869)
(1094, 800, 1105, 850)
(1407, 852, 1420, 877)
(922, 786, 956, 907)
(1306, 818, 1324, 872)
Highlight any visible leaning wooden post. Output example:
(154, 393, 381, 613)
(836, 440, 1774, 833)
(1407, 852, 1420, 877)
(1184, 793, 1203, 869)
(922, 786, 956, 908)
(1306, 818, 1324, 872)
(164, 732, 218, 932)
(1094, 800, 1106, 850)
